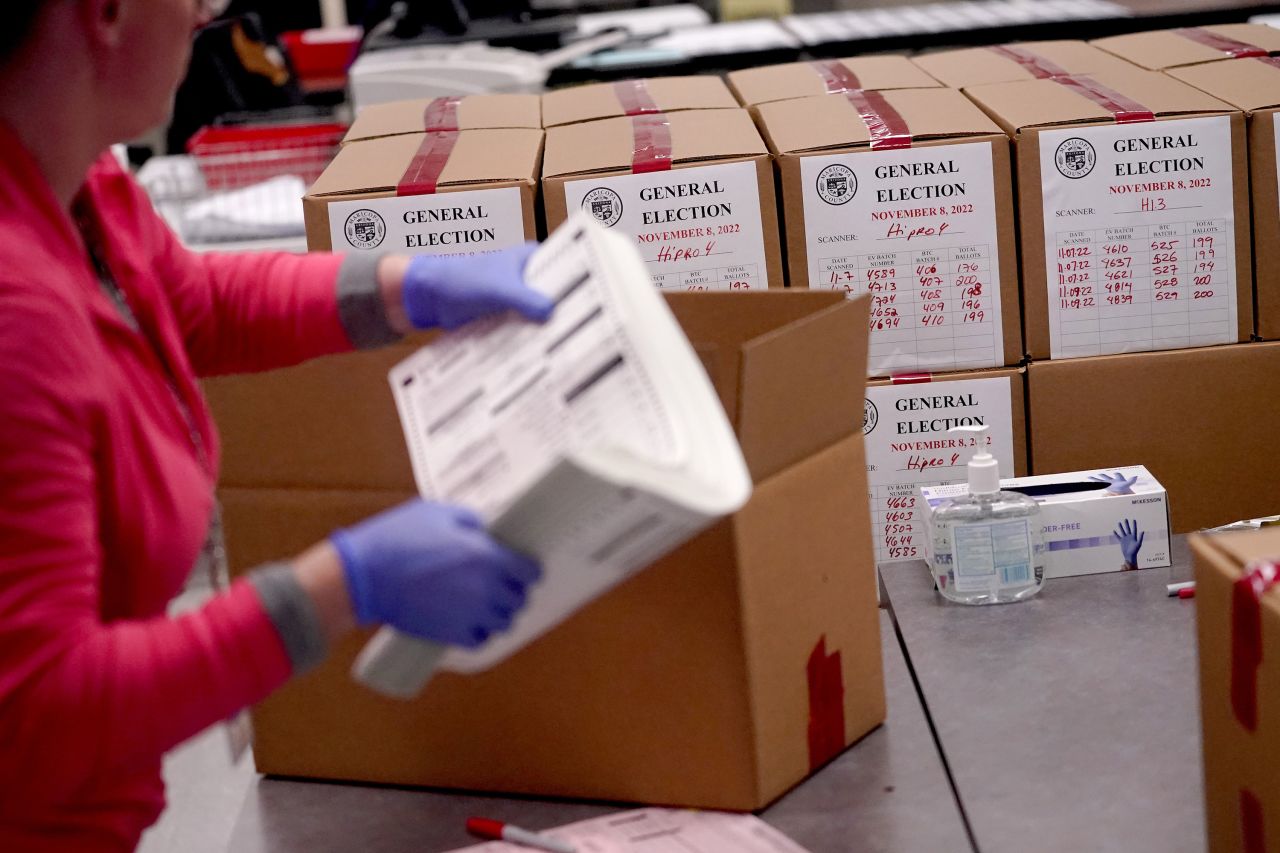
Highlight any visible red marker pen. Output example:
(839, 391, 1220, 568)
(466, 817, 577, 853)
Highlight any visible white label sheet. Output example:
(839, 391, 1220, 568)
(327, 186, 526, 257)
(446, 808, 812, 853)
(564, 161, 770, 291)
(389, 223, 682, 520)
(799, 141, 1005, 376)
(1039, 115, 1237, 359)
(864, 376, 1015, 564)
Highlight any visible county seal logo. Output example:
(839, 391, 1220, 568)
(863, 398, 879, 435)
(816, 164, 857, 205)
(344, 209, 387, 249)
(1054, 138, 1096, 179)
(581, 188, 624, 227)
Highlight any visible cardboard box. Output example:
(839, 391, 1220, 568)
(1190, 528, 1280, 853)
(1092, 24, 1280, 71)
(341, 95, 542, 145)
(726, 56, 940, 108)
(965, 66, 1251, 360)
(541, 76, 738, 129)
(911, 40, 1136, 90)
(754, 88, 1021, 375)
(303, 129, 542, 255)
(864, 367, 1026, 565)
(921, 464, 1172, 579)
(211, 292, 886, 809)
(1026, 342, 1280, 533)
(1169, 57, 1280, 339)
(542, 109, 783, 291)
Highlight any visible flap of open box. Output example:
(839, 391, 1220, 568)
(666, 291, 869, 483)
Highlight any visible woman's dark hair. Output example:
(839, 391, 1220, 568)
(2, 4, 45, 63)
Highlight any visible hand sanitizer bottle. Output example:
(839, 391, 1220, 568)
(930, 425, 1045, 605)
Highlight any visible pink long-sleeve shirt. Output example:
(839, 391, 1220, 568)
(0, 126, 354, 850)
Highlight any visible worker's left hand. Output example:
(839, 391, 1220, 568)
(390, 242, 554, 331)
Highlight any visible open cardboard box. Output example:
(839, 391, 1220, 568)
(208, 291, 886, 809)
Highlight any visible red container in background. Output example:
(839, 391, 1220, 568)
(281, 27, 362, 91)
(186, 123, 347, 190)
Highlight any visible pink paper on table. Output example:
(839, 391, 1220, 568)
(447, 808, 811, 853)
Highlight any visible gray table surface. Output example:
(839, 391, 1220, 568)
(224, 610, 971, 853)
(881, 537, 1202, 853)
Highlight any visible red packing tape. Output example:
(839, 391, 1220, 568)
(614, 79, 660, 116)
(630, 114, 672, 174)
(807, 636, 846, 771)
(1231, 561, 1279, 732)
(891, 373, 933, 384)
(422, 96, 462, 131)
(1175, 27, 1268, 59)
(844, 89, 912, 150)
(1050, 75, 1155, 124)
(396, 131, 459, 196)
(1242, 789, 1266, 853)
(987, 45, 1071, 79)
(809, 60, 862, 94)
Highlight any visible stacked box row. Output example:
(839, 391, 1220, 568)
(299, 26, 1280, 568)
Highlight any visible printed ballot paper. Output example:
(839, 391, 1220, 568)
(352, 213, 753, 698)
(447, 809, 811, 853)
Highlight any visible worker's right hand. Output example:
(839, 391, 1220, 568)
(330, 499, 541, 648)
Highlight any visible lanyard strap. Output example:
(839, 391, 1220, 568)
(74, 198, 227, 591)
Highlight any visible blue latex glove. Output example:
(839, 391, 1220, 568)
(1089, 471, 1138, 495)
(402, 243, 553, 331)
(1115, 518, 1145, 568)
(331, 499, 542, 648)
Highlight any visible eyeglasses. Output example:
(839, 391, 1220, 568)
(197, 0, 232, 21)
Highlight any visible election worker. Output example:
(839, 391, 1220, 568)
(0, 1, 552, 850)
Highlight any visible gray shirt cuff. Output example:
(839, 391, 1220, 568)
(336, 254, 401, 349)
(249, 563, 328, 675)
